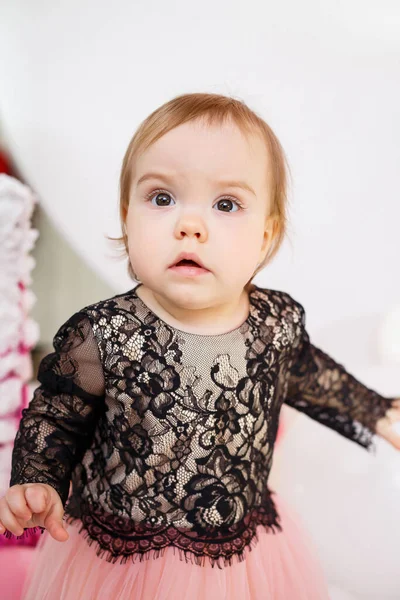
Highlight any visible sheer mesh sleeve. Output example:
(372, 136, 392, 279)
(284, 301, 395, 453)
(9, 311, 105, 507)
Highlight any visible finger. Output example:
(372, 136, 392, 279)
(24, 484, 50, 515)
(385, 408, 400, 422)
(5, 486, 33, 522)
(0, 496, 28, 532)
(0, 501, 27, 536)
(43, 498, 69, 542)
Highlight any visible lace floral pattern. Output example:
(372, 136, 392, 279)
(284, 299, 394, 449)
(7, 284, 394, 567)
(63, 487, 282, 567)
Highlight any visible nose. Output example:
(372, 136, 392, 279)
(174, 211, 208, 241)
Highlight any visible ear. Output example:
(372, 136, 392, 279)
(259, 215, 277, 262)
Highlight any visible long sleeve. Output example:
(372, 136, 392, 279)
(284, 301, 395, 453)
(9, 311, 105, 507)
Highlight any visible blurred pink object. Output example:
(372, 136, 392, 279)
(0, 547, 36, 599)
(0, 176, 40, 559)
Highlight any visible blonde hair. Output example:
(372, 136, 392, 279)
(107, 92, 292, 291)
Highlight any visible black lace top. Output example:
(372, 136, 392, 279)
(6, 283, 394, 568)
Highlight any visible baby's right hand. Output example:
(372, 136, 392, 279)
(0, 483, 69, 542)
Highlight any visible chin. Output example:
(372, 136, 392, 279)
(169, 284, 212, 304)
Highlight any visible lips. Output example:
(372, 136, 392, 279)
(170, 252, 208, 270)
(176, 259, 200, 267)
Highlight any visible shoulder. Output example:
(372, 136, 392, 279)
(53, 287, 140, 341)
(74, 287, 140, 322)
(51, 287, 143, 361)
(252, 286, 307, 352)
(253, 285, 305, 323)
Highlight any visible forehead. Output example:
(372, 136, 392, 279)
(133, 119, 270, 189)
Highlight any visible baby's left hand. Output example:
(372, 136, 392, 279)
(375, 398, 400, 450)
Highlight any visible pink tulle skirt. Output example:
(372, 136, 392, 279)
(20, 493, 330, 600)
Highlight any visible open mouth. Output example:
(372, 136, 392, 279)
(170, 259, 209, 274)
(175, 259, 201, 267)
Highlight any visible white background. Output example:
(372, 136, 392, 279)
(1, 0, 399, 338)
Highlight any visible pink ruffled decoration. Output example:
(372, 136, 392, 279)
(0, 174, 40, 549)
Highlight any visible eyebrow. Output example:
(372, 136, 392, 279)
(135, 171, 256, 197)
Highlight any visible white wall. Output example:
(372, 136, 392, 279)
(30, 205, 114, 346)
(1, 0, 399, 348)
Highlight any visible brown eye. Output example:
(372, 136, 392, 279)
(215, 198, 241, 212)
(216, 199, 232, 212)
(145, 189, 243, 212)
(145, 190, 176, 206)
(153, 192, 174, 206)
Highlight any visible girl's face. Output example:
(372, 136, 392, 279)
(126, 118, 274, 315)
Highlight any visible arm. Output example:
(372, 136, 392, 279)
(9, 311, 105, 507)
(284, 301, 396, 453)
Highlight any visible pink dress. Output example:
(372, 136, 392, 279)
(20, 492, 330, 600)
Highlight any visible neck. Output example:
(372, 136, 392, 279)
(136, 284, 255, 335)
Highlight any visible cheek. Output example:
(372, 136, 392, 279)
(217, 220, 262, 257)
(213, 233, 259, 277)
(126, 214, 165, 263)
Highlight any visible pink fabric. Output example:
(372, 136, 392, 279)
(20, 493, 330, 600)
(0, 547, 36, 599)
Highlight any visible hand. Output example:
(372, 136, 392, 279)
(375, 398, 400, 450)
(0, 483, 69, 542)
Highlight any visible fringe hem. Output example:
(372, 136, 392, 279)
(1, 525, 45, 540)
(63, 512, 283, 570)
(353, 422, 379, 455)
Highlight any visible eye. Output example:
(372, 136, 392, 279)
(145, 190, 176, 207)
(144, 189, 244, 212)
(214, 197, 242, 213)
